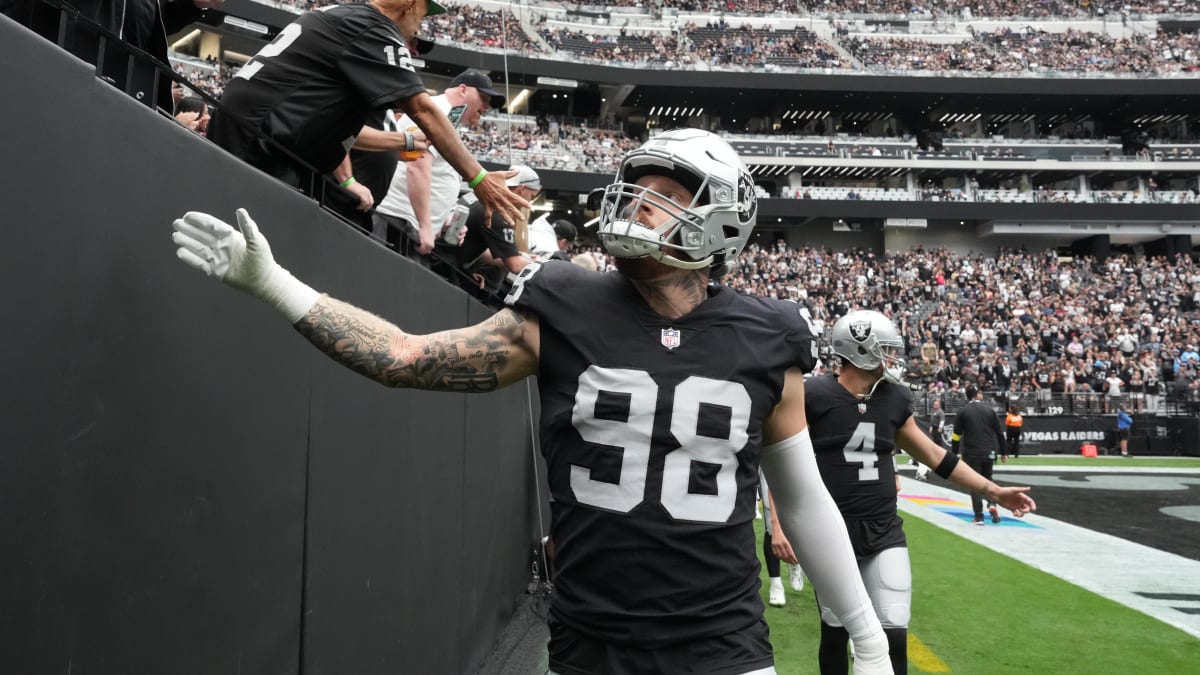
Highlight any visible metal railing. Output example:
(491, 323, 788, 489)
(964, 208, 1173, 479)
(13, 0, 509, 306)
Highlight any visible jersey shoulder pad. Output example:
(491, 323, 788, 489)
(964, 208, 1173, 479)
(767, 298, 818, 372)
(504, 260, 596, 312)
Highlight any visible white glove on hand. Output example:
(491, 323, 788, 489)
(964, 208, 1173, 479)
(172, 209, 319, 323)
(851, 631, 894, 675)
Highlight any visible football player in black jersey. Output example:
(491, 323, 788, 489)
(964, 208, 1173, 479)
(205, 0, 526, 227)
(806, 310, 1037, 675)
(170, 129, 895, 674)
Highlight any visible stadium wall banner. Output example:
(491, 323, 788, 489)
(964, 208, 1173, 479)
(943, 415, 1176, 455)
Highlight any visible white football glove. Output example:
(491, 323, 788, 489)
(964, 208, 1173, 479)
(171, 209, 319, 323)
(851, 631, 894, 675)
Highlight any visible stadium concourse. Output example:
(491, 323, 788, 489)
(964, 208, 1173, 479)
(896, 460, 1200, 640)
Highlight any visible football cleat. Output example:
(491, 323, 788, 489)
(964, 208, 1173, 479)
(789, 564, 804, 592)
(989, 505, 1001, 524)
(768, 579, 786, 607)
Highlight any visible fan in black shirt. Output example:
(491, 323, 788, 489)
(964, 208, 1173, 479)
(206, 0, 526, 228)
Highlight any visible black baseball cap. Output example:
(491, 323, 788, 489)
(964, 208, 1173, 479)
(552, 220, 578, 242)
(412, 37, 435, 55)
(450, 70, 505, 109)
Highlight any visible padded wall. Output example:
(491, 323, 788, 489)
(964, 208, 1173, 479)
(0, 16, 539, 674)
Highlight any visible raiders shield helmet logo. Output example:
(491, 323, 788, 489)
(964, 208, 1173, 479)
(849, 319, 872, 342)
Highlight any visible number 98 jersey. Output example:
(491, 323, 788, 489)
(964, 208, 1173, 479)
(505, 261, 816, 648)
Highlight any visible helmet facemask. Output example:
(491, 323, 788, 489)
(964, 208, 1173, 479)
(598, 172, 717, 271)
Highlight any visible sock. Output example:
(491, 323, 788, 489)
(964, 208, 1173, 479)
(819, 621, 850, 674)
(885, 626, 908, 675)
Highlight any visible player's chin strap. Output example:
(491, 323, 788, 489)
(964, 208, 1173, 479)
(858, 372, 888, 402)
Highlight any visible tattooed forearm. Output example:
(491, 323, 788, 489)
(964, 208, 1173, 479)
(294, 296, 532, 392)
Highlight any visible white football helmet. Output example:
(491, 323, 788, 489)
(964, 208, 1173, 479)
(597, 128, 756, 275)
(831, 310, 907, 384)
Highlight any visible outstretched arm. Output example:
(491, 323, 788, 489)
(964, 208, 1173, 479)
(171, 209, 539, 391)
(896, 417, 1036, 517)
(296, 298, 537, 391)
(760, 369, 892, 675)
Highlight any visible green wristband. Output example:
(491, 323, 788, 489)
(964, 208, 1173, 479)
(468, 169, 487, 189)
(340, 176, 357, 188)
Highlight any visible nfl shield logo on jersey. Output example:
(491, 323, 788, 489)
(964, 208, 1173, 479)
(661, 328, 681, 350)
(850, 319, 872, 342)
(858, 402, 868, 414)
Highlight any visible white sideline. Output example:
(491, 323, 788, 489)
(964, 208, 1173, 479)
(896, 475, 1200, 639)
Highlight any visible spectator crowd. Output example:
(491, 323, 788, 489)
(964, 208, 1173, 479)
(724, 242, 1200, 416)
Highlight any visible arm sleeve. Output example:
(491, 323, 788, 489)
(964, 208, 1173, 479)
(760, 429, 888, 660)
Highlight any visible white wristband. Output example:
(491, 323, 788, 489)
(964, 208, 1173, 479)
(259, 264, 320, 324)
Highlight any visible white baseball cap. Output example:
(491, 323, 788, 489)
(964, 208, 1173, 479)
(505, 165, 541, 192)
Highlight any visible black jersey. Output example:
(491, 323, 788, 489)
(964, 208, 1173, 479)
(207, 4, 425, 174)
(805, 374, 913, 521)
(456, 193, 520, 268)
(505, 262, 815, 648)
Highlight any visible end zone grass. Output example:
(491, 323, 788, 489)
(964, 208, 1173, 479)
(757, 516, 1200, 674)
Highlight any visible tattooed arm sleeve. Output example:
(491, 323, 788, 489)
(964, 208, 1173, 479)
(294, 295, 539, 392)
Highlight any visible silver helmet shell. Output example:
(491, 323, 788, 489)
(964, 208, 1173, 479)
(831, 310, 907, 383)
(597, 128, 756, 275)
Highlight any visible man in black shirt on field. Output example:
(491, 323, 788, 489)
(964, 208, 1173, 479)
(955, 386, 1007, 525)
(206, 0, 525, 227)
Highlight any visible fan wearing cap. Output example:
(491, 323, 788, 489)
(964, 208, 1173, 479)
(528, 214, 579, 262)
(374, 69, 507, 256)
(206, 0, 525, 227)
(431, 165, 539, 295)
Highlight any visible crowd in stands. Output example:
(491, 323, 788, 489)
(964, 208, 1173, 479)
(217, 0, 1200, 76)
(724, 242, 1200, 416)
(847, 28, 1200, 74)
(173, 59, 234, 100)
(800, 0, 1087, 18)
(426, 3, 541, 52)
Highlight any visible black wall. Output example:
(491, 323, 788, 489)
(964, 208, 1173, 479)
(0, 16, 540, 674)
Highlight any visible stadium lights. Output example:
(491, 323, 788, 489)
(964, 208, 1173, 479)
(536, 76, 578, 89)
(224, 16, 269, 35)
(508, 88, 531, 114)
(171, 29, 201, 51)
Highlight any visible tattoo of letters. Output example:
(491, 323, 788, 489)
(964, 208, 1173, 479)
(296, 299, 527, 392)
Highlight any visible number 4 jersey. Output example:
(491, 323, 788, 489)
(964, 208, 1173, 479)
(505, 261, 816, 648)
(804, 374, 913, 534)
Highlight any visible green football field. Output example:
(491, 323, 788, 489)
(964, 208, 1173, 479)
(756, 514, 1200, 674)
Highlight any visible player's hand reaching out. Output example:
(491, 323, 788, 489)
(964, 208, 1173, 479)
(171, 209, 317, 322)
(993, 485, 1037, 518)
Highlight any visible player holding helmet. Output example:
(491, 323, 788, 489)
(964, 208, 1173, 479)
(171, 129, 896, 674)
(805, 309, 1037, 675)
